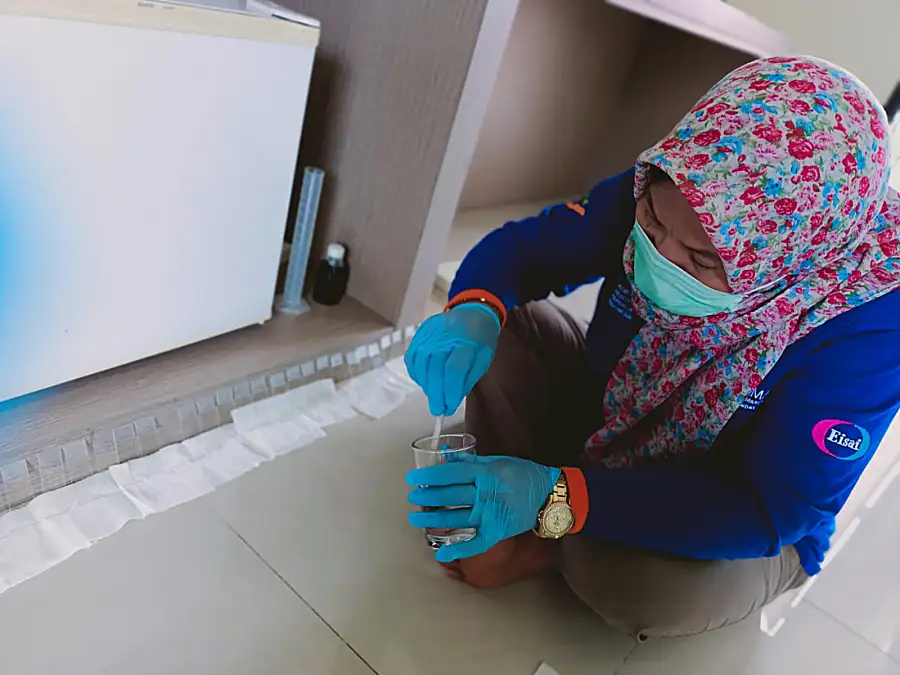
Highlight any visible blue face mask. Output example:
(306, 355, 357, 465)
(632, 221, 744, 318)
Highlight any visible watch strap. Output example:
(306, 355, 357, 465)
(561, 467, 588, 534)
(445, 288, 507, 328)
(550, 471, 568, 502)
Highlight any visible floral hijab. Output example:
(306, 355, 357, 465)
(585, 56, 900, 467)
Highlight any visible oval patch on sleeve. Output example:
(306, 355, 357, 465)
(812, 419, 871, 461)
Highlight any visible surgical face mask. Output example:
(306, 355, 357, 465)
(631, 221, 744, 318)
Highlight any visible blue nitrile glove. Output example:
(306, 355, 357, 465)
(407, 455, 561, 563)
(404, 303, 501, 416)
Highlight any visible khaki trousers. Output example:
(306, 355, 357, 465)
(465, 301, 808, 639)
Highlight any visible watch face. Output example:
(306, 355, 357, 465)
(542, 502, 574, 536)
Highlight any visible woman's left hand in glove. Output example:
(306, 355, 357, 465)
(406, 455, 560, 563)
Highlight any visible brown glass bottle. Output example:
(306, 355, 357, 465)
(312, 243, 349, 305)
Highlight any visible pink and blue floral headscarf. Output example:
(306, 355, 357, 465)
(586, 56, 900, 466)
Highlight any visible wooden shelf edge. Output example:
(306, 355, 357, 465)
(606, 0, 791, 58)
(0, 298, 392, 464)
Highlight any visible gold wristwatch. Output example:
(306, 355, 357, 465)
(535, 471, 575, 539)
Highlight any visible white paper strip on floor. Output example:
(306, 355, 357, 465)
(241, 420, 326, 460)
(0, 428, 265, 591)
(0, 364, 418, 597)
(342, 360, 418, 419)
(230, 375, 357, 457)
(231, 378, 355, 435)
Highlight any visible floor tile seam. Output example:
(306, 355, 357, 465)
(805, 599, 900, 665)
(216, 512, 380, 675)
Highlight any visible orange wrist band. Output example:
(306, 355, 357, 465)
(445, 288, 507, 327)
(562, 467, 589, 534)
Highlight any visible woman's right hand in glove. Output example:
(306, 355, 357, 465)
(404, 303, 502, 416)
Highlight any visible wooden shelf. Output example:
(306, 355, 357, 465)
(0, 298, 391, 466)
(606, 0, 791, 58)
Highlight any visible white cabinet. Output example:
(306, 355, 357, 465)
(0, 1, 318, 402)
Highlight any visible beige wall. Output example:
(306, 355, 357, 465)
(277, 0, 758, 323)
(458, 0, 645, 210)
(281, 0, 518, 325)
(588, 22, 751, 184)
(732, 0, 899, 101)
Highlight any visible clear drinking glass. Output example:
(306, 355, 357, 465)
(411, 432, 478, 549)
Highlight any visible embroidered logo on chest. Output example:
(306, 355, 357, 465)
(739, 388, 769, 411)
(608, 283, 633, 320)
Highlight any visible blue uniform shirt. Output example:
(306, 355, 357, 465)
(451, 168, 900, 575)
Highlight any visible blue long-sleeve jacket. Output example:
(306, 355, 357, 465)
(450, 168, 900, 575)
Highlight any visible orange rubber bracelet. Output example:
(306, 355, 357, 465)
(445, 288, 507, 328)
(562, 467, 589, 535)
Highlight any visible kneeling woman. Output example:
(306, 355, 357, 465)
(404, 56, 900, 639)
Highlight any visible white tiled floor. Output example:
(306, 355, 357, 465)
(0, 501, 372, 675)
(802, 466, 900, 662)
(2, 392, 899, 674)
(206, 398, 634, 675)
(619, 602, 900, 675)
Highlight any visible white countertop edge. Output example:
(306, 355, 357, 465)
(0, 0, 320, 48)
